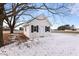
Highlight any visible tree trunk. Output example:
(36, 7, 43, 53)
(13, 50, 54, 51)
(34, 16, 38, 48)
(0, 20, 4, 47)
(10, 27, 14, 33)
(0, 4, 5, 47)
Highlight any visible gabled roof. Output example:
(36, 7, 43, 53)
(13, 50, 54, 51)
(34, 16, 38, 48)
(23, 14, 52, 27)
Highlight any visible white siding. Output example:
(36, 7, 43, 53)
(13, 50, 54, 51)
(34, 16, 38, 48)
(24, 26, 30, 37)
(24, 15, 51, 39)
(29, 19, 51, 39)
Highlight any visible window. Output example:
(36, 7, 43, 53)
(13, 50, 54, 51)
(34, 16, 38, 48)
(31, 25, 39, 33)
(45, 26, 50, 32)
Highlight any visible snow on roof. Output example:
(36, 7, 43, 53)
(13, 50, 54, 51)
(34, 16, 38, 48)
(23, 14, 52, 27)
(26, 14, 47, 23)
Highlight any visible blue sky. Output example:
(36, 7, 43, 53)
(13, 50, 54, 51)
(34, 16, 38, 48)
(4, 3, 79, 29)
(21, 10, 79, 29)
(35, 3, 79, 29)
(51, 15, 79, 29)
(26, 3, 79, 29)
(52, 3, 79, 29)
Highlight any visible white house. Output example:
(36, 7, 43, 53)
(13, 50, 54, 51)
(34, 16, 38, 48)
(23, 14, 52, 39)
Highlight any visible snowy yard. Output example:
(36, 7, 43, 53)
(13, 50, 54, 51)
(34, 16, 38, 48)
(0, 33, 79, 56)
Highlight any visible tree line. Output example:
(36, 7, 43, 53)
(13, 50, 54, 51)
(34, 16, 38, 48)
(57, 24, 76, 31)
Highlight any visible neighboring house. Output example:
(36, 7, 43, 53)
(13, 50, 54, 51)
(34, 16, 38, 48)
(23, 14, 52, 39)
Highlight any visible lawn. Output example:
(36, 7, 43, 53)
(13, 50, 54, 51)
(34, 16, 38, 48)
(0, 33, 79, 56)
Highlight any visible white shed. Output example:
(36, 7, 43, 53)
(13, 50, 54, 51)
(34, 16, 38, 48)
(23, 14, 52, 39)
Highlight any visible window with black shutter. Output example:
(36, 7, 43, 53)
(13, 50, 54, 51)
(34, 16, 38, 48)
(31, 25, 39, 33)
(45, 26, 50, 32)
(31, 25, 33, 33)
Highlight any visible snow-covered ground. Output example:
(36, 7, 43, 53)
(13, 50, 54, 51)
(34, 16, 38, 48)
(0, 33, 79, 56)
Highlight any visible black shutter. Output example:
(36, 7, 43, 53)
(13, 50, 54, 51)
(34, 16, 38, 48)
(45, 26, 47, 32)
(31, 25, 33, 33)
(45, 26, 50, 32)
(37, 25, 39, 32)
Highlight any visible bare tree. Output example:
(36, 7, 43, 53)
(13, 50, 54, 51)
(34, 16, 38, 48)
(4, 3, 73, 34)
(0, 3, 29, 47)
(4, 3, 44, 33)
